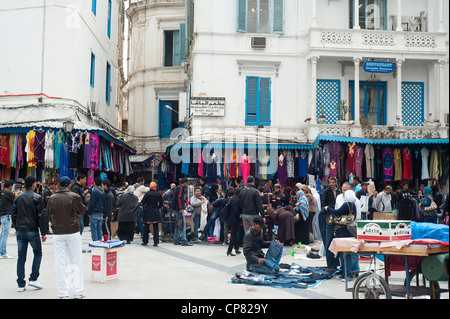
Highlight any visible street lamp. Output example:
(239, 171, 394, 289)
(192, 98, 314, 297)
(165, 104, 178, 114)
(63, 120, 74, 134)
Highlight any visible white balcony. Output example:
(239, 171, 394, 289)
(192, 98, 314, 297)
(308, 27, 447, 59)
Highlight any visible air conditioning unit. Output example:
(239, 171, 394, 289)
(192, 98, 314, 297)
(90, 102, 99, 116)
(251, 37, 266, 49)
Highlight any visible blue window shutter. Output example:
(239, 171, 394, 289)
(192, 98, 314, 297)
(106, 62, 111, 104)
(179, 23, 187, 62)
(92, 0, 97, 15)
(159, 101, 173, 138)
(272, 0, 284, 34)
(237, 0, 248, 32)
(107, 0, 112, 38)
(246, 77, 258, 125)
(90, 53, 95, 87)
(173, 30, 181, 66)
(259, 77, 271, 125)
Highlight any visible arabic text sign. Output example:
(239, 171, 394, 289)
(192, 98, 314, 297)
(191, 97, 225, 117)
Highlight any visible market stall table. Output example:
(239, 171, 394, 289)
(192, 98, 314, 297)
(329, 238, 449, 299)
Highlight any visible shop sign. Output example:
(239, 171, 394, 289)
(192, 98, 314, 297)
(363, 61, 395, 73)
(190, 97, 225, 117)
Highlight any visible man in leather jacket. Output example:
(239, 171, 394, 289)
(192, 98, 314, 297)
(238, 176, 264, 234)
(11, 176, 48, 292)
(46, 176, 86, 299)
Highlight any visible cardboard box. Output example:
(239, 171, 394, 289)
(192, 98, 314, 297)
(357, 220, 412, 241)
(373, 212, 397, 220)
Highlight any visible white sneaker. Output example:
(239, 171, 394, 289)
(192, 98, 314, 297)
(17, 287, 26, 292)
(28, 281, 43, 289)
(58, 295, 69, 299)
(0, 254, 13, 259)
(73, 294, 86, 299)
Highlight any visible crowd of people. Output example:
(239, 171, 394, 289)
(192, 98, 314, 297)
(0, 173, 449, 296)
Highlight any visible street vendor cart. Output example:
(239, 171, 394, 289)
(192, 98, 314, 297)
(330, 238, 448, 299)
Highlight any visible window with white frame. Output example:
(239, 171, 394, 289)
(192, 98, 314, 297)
(349, 0, 387, 30)
(237, 0, 284, 34)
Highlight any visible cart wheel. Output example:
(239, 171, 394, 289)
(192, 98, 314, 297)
(352, 272, 392, 299)
(405, 269, 441, 299)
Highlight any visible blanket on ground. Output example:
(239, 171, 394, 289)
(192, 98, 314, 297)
(230, 263, 338, 289)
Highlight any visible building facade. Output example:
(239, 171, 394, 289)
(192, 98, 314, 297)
(0, 0, 134, 183)
(126, 0, 449, 191)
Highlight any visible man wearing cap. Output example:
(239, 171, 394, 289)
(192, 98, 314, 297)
(243, 217, 274, 273)
(46, 176, 86, 299)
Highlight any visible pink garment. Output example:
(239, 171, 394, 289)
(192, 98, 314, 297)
(198, 149, 203, 177)
(240, 155, 250, 184)
(90, 133, 100, 170)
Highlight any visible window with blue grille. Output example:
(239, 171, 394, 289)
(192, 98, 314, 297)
(90, 52, 95, 88)
(106, 62, 111, 104)
(402, 82, 424, 126)
(245, 76, 271, 126)
(237, 0, 284, 34)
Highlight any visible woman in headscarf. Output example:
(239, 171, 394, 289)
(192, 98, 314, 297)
(141, 182, 163, 246)
(420, 186, 438, 223)
(116, 186, 138, 244)
(293, 187, 310, 244)
(324, 190, 359, 280)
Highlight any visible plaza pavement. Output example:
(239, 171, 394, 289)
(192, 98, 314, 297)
(0, 227, 447, 300)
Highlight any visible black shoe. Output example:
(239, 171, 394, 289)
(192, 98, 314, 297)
(235, 250, 242, 254)
(141, 243, 147, 246)
(227, 252, 236, 256)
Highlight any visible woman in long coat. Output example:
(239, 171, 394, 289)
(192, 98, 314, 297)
(116, 186, 138, 244)
(141, 182, 163, 246)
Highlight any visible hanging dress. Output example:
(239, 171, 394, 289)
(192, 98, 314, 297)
(54, 130, 65, 170)
(393, 148, 402, 181)
(382, 148, 394, 182)
(277, 153, 287, 186)
(240, 154, 251, 184)
(34, 130, 46, 169)
(364, 144, 375, 179)
(355, 146, 364, 180)
(346, 142, 357, 175)
(421, 148, 430, 180)
(90, 133, 99, 170)
(25, 130, 36, 168)
(44, 130, 55, 169)
(402, 147, 412, 180)
(0, 134, 9, 166)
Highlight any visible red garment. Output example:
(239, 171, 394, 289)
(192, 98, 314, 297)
(0, 134, 9, 166)
(229, 149, 239, 178)
(346, 142, 357, 175)
(402, 148, 412, 180)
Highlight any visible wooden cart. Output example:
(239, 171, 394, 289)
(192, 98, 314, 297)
(331, 238, 449, 299)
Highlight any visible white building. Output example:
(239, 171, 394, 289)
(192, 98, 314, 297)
(0, 0, 134, 182)
(0, 0, 125, 132)
(126, 0, 449, 190)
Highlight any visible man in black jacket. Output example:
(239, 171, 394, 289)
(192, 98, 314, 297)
(0, 180, 15, 259)
(71, 174, 88, 233)
(238, 176, 264, 233)
(171, 178, 192, 246)
(318, 178, 340, 270)
(12, 176, 48, 292)
(243, 217, 274, 273)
